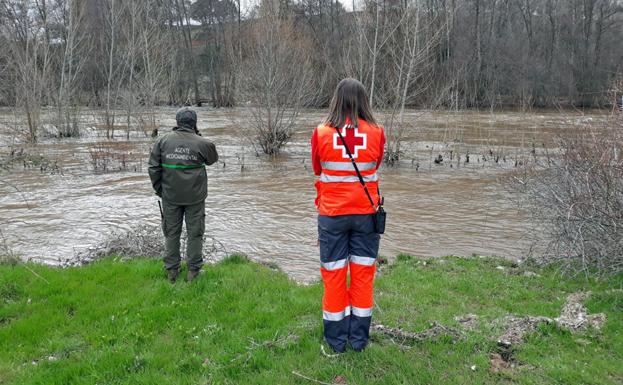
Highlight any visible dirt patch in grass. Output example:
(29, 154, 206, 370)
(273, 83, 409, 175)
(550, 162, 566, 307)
(555, 291, 606, 331)
(496, 315, 552, 347)
(488, 352, 534, 374)
(497, 291, 607, 348)
(454, 314, 479, 330)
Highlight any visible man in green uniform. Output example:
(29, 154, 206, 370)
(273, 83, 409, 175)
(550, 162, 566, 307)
(148, 107, 219, 283)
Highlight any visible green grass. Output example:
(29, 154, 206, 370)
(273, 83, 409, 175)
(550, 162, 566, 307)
(0, 255, 621, 385)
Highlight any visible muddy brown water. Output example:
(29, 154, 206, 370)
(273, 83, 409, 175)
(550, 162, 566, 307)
(0, 108, 610, 282)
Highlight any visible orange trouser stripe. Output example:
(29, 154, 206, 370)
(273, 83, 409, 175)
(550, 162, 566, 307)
(320, 265, 349, 314)
(348, 261, 376, 310)
(321, 258, 376, 316)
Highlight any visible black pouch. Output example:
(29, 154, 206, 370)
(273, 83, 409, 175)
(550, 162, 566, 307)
(373, 198, 386, 234)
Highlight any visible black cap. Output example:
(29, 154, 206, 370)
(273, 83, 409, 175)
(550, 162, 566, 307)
(175, 107, 197, 127)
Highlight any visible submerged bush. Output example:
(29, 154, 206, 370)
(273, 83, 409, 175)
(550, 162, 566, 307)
(510, 114, 623, 276)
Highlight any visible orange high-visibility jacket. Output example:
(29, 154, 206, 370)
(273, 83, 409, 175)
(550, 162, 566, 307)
(311, 119, 385, 216)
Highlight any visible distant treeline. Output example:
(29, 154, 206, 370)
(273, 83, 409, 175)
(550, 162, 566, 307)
(1, 0, 622, 116)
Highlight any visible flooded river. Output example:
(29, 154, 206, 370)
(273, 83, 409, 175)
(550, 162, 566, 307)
(0, 108, 609, 282)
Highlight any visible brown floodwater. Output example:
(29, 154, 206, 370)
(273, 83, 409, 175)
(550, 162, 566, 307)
(0, 107, 611, 282)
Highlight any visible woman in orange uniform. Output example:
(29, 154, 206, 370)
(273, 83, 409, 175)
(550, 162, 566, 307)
(311, 78, 385, 352)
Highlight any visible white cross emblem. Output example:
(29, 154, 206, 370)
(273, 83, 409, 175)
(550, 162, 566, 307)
(333, 125, 367, 159)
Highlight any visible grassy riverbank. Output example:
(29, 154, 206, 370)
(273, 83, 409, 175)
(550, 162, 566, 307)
(1, 255, 621, 385)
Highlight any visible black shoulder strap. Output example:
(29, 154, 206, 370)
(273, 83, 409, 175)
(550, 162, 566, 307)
(334, 126, 377, 210)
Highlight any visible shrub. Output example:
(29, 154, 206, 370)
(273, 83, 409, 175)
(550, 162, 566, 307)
(510, 114, 623, 276)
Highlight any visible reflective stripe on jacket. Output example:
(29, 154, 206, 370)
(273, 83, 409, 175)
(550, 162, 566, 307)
(311, 119, 385, 216)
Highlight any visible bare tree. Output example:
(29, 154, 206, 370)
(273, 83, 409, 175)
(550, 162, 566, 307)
(382, 3, 446, 165)
(56, 0, 90, 137)
(103, 0, 121, 138)
(135, 3, 179, 133)
(2, 0, 622, 125)
(1, 0, 53, 142)
(346, 0, 404, 108)
(192, 0, 238, 107)
(238, 2, 313, 155)
(170, 0, 201, 105)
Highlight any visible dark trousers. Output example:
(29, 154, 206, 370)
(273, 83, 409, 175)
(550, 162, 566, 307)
(318, 214, 380, 352)
(161, 200, 205, 271)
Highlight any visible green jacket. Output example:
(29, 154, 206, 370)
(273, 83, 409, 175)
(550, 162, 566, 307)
(148, 126, 218, 205)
